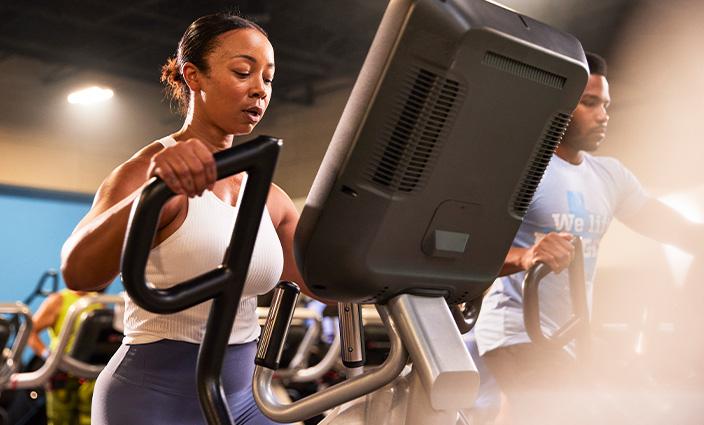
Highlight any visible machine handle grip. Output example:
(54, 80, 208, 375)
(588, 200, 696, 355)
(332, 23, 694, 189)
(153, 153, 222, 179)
(338, 303, 366, 368)
(256, 281, 301, 370)
(121, 135, 282, 314)
(523, 237, 590, 354)
(450, 296, 483, 334)
(34, 269, 59, 298)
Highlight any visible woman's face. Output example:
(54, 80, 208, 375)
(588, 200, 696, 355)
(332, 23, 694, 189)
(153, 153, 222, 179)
(193, 28, 275, 136)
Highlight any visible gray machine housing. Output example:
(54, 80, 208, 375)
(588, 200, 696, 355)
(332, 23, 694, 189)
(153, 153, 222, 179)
(294, 0, 588, 304)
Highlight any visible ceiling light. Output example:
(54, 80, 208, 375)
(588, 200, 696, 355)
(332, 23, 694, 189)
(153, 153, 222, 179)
(67, 86, 114, 105)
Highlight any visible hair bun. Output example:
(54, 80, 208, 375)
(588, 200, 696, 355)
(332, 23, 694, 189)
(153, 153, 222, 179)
(161, 56, 187, 114)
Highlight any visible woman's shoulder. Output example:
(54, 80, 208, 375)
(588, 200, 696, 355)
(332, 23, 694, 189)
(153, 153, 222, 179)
(266, 183, 297, 228)
(114, 140, 170, 179)
(128, 140, 168, 163)
(94, 141, 166, 204)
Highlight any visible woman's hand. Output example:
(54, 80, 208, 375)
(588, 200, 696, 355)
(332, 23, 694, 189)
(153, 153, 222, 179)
(147, 138, 218, 197)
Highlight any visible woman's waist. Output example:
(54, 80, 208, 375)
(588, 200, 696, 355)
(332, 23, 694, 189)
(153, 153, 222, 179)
(115, 339, 258, 396)
(122, 296, 259, 341)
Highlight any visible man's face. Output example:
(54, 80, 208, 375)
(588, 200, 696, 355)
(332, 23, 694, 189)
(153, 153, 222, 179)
(562, 74, 611, 152)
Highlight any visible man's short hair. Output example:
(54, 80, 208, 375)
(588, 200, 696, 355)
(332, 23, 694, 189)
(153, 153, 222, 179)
(585, 52, 607, 77)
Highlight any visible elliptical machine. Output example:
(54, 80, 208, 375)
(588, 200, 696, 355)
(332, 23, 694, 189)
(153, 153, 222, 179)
(0, 303, 33, 392)
(523, 237, 590, 360)
(1, 293, 124, 425)
(121, 0, 590, 424)
(4, 293, 124, 391)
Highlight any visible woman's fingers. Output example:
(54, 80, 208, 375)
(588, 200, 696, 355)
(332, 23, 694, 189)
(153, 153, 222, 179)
(149, 139, 218, 197)
(152, 163, 187, 195)
(179, 153, 207, 196)
(163, 154, 196, 196)
(189, 141, 217, 190)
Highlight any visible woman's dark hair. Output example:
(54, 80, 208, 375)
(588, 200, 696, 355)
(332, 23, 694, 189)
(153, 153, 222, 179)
(161, 12, 268, 115)
(585, 52, 607, 77)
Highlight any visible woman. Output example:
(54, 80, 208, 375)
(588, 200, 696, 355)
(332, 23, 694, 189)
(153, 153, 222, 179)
(61, 13, 306, 425)
(28, 288, 98, 425)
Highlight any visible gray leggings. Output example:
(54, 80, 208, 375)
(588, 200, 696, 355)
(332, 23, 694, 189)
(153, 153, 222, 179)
(91, 339, 281, 425)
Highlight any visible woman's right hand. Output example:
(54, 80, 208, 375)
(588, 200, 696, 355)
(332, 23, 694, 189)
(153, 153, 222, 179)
(147, 138, 218, 197)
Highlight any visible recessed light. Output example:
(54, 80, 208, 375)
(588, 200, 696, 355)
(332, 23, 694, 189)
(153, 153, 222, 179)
(67, 86, 114, 105)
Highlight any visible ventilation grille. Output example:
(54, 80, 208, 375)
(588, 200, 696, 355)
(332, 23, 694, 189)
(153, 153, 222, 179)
(365, 68, 462, 194)
(483, 52, 566, 90)
(509, 112, 571, 217)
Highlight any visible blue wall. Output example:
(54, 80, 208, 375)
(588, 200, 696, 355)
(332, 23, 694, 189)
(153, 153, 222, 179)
(0, 184, 123, 360)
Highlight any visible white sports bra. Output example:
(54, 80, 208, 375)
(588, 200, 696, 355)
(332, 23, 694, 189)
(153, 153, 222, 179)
(122, 136, 284, 344)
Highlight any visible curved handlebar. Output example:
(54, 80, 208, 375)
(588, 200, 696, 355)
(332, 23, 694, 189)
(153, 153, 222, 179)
(121, 136, 282, 314)
(257, 306, 328, 379)
(24, 270, 59, 305)
(120, 135, 282, 425)
(257, 304, 341, 383)
(450, 297, 483, 334)
(0, 302, 32, 385)
(7, 294, 123, 390)
(522, 237, 590, 356)
(6, 270, 59, 340)
(253, 306, 408, 423)
(287, 319, 341, 383)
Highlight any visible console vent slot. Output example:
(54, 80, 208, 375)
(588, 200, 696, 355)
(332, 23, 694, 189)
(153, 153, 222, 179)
(509, 112, 571, 217)
(366, 68, 463, 194)
(483, 51, 566, 90)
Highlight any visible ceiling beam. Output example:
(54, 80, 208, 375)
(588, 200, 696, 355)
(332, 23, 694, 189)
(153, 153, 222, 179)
(3, 3, 176, 46)
(0, 37, 157, 82)
(96, 0, 168, 25)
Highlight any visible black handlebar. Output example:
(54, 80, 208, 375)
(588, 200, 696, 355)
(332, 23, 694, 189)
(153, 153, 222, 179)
(23, 269, 59, 305)
(522, 237, 590, 358)
(8, 270, 61, 336)
(121, 135, 282, 425)
(450, 296, 483, 334)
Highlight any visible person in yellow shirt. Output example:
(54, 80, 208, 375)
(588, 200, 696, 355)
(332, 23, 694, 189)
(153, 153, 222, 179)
(27, 289, 97, 425)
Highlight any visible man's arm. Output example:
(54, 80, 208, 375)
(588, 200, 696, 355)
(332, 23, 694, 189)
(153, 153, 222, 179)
(621, 198, 704, 255)
(499, 232, 575, 276)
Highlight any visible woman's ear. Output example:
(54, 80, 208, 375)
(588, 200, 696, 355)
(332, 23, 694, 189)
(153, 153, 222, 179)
(182, 62, 201, 92)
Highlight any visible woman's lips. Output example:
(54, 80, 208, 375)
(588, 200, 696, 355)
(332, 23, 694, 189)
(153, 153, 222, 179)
(243, 108, 262, 123)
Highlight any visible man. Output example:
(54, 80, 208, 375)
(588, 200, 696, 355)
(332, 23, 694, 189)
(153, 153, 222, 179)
(473, 52, 703, 425)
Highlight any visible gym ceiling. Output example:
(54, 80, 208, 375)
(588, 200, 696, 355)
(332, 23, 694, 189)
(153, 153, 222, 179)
(0, 0, 635, 106)
(0, 0, 387, 106)
(9, 0, 698, 200)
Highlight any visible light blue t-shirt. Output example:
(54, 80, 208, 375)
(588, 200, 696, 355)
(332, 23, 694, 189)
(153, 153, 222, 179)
(474, 153, 648, 356)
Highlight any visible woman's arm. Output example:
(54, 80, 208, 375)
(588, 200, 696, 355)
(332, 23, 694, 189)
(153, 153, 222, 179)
(61, 156, 161, 291)
(61, 138, 218, 291)
(27, 293, 62, 359)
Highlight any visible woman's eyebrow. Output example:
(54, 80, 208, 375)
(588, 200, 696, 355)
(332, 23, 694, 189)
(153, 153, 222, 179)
(229, 54, 275, 68)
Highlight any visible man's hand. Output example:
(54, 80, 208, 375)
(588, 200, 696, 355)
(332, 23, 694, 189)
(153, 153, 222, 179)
(521, 232, 575, 273)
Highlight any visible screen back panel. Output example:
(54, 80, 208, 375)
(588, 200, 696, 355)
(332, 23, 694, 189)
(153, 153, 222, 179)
(295, 0, 588, 303)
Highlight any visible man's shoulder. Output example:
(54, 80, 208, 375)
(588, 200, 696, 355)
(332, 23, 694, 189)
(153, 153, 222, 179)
(584, 153, 624, 169)
(583, 153, 633, 178)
